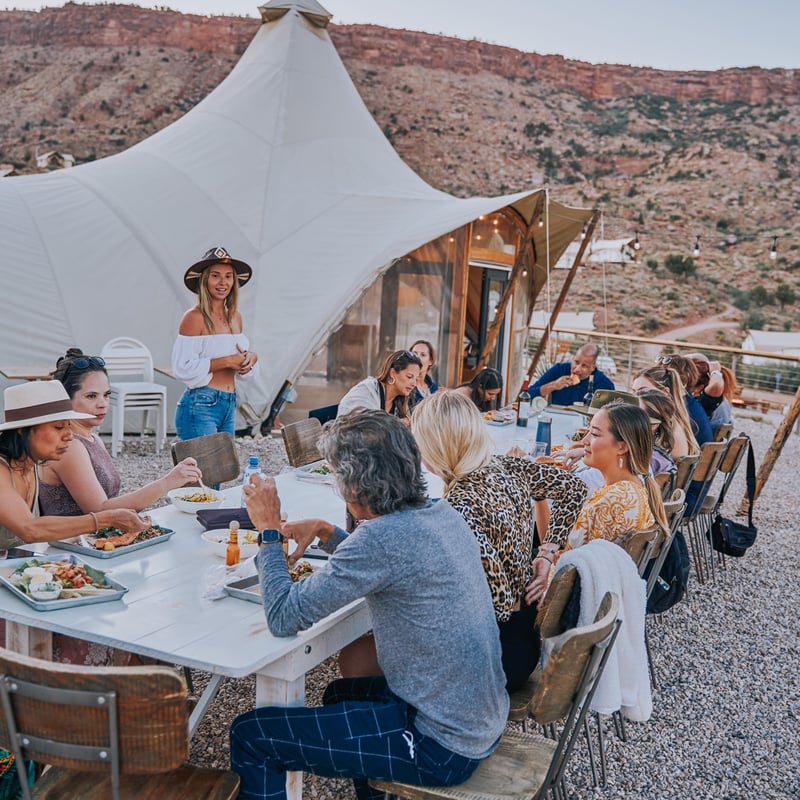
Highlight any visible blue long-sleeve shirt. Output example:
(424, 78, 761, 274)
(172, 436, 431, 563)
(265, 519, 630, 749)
(530, 362, 615, 405)
(256, 499, 509, 760)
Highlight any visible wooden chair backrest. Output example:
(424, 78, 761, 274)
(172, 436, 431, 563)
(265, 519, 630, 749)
(536, 565, 577, 639)
(616, 525, 664, 577)
(171, 432, 240, 486)
(282, 418, 323, 468)
(530, 592, 620, 725)
(718, 434, 748, 475)
(0, 647, 188, 774)
(653, 470, 674, 498)
(673, 454, 699, 492)
(691, 441, 727, 483)
(714, 422, 733, 442)
(663, 488, 686, 535)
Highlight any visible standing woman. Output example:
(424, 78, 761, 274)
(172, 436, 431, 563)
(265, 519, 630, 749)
(409, 339, 439, 405)
(0, 381, 147, 549)
(455, 367, 504, 413)
(337, 349, 422, 421)
(172, 246, 258, 440)
(39, 348, 202, 515)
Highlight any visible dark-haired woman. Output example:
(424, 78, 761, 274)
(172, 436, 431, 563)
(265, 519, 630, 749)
(409, 340, 439, 405)
(337, 349, 422, 421)
(39, 349, 201, 516)
(455, 368, 504, 413)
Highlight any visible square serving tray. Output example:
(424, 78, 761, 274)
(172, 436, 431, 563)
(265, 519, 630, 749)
(51, 526, 174, 559)
(225, 574, 262, 605)
(0, 554, 129, 611)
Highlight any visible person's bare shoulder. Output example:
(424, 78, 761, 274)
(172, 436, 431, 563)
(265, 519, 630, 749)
(178, 307, 206, 336)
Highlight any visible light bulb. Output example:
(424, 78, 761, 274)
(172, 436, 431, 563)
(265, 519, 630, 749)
(692, 236, 700, 258)
(634, 231, 641, 250)
(770, 237, 778, 261)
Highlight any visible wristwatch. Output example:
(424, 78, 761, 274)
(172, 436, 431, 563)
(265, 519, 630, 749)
(257, 529, 284, 546)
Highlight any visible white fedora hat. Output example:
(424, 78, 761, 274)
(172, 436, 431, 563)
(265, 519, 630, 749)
(0, 380, 95, 431)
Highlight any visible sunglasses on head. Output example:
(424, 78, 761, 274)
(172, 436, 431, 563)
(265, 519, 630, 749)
(655, 356, 673, 365)
(61, 356, 105, 378)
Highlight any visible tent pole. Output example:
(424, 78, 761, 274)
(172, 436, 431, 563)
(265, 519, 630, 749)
(526, 209, 600, 383)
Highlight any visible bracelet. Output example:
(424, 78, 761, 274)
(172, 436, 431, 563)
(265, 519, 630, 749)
(534, 552, 554, 564)
(89, 511, 99, 533)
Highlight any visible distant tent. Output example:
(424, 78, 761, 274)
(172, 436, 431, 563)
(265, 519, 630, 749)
(741, 330, 800, 364)
(0, 0, 590, 425)
(554, 237, 638, 269)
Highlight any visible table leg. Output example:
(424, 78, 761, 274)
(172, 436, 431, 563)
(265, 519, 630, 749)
(255, 673, 305, 800)
(6, 622, 51, 660)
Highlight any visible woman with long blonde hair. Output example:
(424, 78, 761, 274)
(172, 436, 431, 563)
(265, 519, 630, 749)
(632, 365, 701, 454)
(412, 390, 587, 691)
(172, 246, 259, 440)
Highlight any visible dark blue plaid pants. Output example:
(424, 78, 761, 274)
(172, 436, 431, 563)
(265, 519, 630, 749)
(230, 676, 481, 800)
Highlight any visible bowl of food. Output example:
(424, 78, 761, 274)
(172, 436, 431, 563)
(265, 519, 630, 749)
(167, 487, 224, 514)
(28, 580, 63, 601)
(201, 529, 260, 559)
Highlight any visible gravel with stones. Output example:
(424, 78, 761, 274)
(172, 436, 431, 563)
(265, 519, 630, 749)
(112, 412, 799, 800)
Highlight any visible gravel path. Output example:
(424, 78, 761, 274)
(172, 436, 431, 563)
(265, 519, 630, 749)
(113, 412, 799, 800)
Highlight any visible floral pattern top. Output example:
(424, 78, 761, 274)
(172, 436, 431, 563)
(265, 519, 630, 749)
(445, 456, 587, 622)
(566, 479, 654, 551)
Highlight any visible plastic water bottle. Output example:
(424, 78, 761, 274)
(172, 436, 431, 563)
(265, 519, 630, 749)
(535, 415, 552, 456)
(240, 456, 260, 508)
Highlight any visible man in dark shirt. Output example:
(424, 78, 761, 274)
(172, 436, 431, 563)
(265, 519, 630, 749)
(530, 343, 614, 405)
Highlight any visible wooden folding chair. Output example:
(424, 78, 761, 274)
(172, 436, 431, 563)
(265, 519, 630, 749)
(371, 593, 621, 800)
(713, 422, 733, 442)
(171, 432, 240, 488)
(0, 647, 239, 800)
(281, 418, 323, 468)
(616, 525, 664, 578)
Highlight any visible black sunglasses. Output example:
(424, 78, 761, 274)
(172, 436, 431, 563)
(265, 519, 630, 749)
(61, 356, 106, 379)
(655, 356, 673, 365)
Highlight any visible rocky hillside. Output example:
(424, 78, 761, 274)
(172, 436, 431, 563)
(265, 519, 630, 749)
(2, 4, 799, 343)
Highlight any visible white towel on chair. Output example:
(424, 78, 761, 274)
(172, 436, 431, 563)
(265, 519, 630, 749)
(555, 539, 652, 722)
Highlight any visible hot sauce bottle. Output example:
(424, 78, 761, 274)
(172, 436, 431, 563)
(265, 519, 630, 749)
(226, 520, 240, 566)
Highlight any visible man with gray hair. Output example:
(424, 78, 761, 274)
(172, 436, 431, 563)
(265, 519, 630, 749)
(530, 342, 615, 405)
(231, 410, 508, 800)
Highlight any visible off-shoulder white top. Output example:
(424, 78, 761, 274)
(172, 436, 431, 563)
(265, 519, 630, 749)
(171, 333, 258, 389)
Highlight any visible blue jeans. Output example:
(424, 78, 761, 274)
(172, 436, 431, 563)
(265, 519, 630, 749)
(229, 677, 481, 800)
(174, 386, 236, 441)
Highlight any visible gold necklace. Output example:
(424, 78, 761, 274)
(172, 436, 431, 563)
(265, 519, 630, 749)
(11, 460, 34, 503)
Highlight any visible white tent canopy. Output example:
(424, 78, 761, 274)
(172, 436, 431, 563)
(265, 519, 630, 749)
(0, 1, 589, 424)
(741, 330, 800, 364)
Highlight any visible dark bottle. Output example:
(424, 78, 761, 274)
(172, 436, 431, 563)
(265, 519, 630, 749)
(583, 374, 595, 406)
(516, 380, 532, 427)
(535, 415, 552, 456)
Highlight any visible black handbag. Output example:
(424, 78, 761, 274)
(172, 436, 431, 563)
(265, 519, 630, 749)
(709, 439, 757, 557)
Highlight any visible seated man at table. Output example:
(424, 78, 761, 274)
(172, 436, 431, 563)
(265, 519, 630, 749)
(530, 342, 614, 405)
(231, 410, 508, 800)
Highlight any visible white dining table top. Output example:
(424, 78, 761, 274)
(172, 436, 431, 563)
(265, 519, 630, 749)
(0, 474, 366, 683)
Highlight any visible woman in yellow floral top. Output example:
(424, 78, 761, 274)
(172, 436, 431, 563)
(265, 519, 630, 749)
(412, 391, 587, 691)
(526, 402, 669, 606)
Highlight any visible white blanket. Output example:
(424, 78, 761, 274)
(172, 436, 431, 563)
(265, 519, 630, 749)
(554, 539, 652, 722)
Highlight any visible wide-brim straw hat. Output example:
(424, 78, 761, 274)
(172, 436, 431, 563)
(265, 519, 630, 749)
(0, 380, 95, 431)
(183, 246, 253, 294)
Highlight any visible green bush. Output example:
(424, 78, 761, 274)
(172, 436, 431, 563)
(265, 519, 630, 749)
(664, 254, 696, 277)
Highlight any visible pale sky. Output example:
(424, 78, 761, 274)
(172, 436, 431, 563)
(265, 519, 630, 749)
(6, 0, 799, 71)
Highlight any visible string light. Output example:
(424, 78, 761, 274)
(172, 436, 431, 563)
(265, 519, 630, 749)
(770, 236, 778, 261)
(538, 216, 544, 228)
(634, 231, 641, 250)
(580, 223, 587, 241)
(692, 235, 701, 258)
(522, 267, 528, 277)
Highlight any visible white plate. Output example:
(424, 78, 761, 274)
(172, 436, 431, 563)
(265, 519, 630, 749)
(294, 460, 336, 485)
(201, 529, 260, 559)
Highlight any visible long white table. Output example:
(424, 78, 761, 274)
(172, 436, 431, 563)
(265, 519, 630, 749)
(1, 472, 367, 800)
(485, 406, 585, 454)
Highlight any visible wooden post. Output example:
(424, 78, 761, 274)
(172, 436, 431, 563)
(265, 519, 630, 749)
(737, 382, 800, 514)
(527, 210, 600, 382)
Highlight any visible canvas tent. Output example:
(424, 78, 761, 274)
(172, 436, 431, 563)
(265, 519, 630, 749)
(741, 330, 800, 364)
(0, 0, 591, 426)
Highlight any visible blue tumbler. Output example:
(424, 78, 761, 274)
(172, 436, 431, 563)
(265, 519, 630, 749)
(535, 415, 552, 456)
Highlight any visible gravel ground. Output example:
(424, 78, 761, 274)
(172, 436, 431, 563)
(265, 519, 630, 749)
(112, 411, 800, 800)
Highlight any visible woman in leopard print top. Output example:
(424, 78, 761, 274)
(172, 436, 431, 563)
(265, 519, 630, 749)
(412, 390, 587, 692)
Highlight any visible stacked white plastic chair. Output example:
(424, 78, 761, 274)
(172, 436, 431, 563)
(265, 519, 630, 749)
(100, 337, 167, 457)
